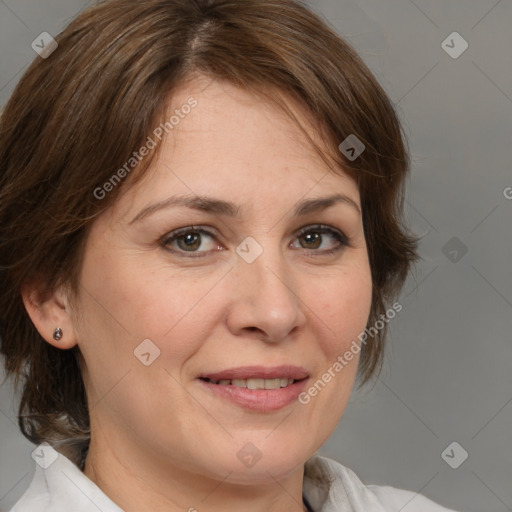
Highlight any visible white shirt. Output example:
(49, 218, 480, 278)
(9, 444, 460, 511)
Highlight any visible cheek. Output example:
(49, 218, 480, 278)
(293, 265, 372, 452)
(318, 266, 373, 352)
(123, 269, 226, 347)
(79, 238, 184, 327)
(76, 248, 227, 371)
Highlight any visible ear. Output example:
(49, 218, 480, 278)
(21, 279, 78, 350)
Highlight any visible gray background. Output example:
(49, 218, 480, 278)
(1, 1, 511, 511)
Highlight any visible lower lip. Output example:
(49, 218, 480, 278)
(198, 379, 309, 412)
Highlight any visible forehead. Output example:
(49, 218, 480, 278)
(112, 76, 359, 221)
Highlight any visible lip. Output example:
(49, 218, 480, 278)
(198, 378, 309, 412)
(197, 365, 310, 412)
(199, 365, 309, 381)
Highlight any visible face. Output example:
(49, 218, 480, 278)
(71, 75, 372, 486)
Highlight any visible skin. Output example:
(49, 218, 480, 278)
(23, 74, 373, 512)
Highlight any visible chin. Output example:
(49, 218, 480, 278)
(202, 435, 314, 485)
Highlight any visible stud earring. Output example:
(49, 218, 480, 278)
(53, 328, 63, 341)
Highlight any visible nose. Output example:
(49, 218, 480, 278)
(225, 241, 307, 343)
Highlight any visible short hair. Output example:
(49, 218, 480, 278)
(0, 0, 418, 468)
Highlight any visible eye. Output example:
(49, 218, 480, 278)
(162, 226, 221, 257)
(161, 224, 349, 258)
(291, 225, 349, 254)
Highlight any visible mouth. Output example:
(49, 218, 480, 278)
(199, 377, 302, 389)
(198, 365, 309, 386)
(197, 366, 309, 411)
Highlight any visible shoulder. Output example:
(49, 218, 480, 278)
(304, 454, 461, 512)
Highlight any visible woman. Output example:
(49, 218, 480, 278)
(0, 0, 460, 510)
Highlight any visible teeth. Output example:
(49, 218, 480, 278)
(208, 377, 295, 389)
(247, 378, 264, 390)
(263, 378, 282, 390)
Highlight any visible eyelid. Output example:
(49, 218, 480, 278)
(294, 224, 349, 244)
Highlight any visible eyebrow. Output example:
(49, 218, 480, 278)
(129, 193, 361, 225)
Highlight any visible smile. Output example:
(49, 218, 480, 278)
(201, 377, 298, 389)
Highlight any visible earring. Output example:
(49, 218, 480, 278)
(53, 328, 63, 341)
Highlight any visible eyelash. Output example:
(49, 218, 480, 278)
(161, 224, 350, 258)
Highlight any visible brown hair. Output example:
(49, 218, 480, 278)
(0, 0, 418, 468)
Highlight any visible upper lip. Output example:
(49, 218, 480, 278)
(199, 365, 309, 381)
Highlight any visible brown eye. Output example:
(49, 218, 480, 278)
(163, 227, 220, 256)
(298, 231, 322, 249)
(176, 232, 202, 251)
(292, 225, 348, 254)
